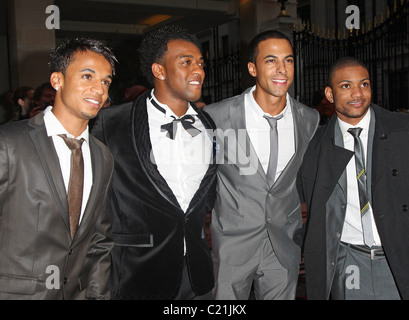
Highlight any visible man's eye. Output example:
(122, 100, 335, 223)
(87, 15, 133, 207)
(102, 80, 111, 87)
(82, 74, 92, 80)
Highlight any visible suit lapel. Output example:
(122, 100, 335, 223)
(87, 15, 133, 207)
(29, 114, 70, 233)
(229, 91, 265, 181)
(73, 136, 102, 241)
(131, 97, 182, 210)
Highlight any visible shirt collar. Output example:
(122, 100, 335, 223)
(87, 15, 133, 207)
(150, 89, 198, 120)
(248, 85, 291, 120)
(337, 109, 371, 138)
(43, 106, 89, 142)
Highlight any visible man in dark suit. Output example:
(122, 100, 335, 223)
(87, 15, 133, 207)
(298, 57, 409, 299)
(91, 25, 217, 300)
(0, 38, 117, 299)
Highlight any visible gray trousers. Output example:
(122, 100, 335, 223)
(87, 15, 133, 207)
(213, 233, 298, 300)
(331, 242, 401, 300)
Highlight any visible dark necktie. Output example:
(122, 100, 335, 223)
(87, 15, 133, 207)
(348, 127, 375, 247)
(58, 134, 85, 239)
(264, 114, 283, 187)
(150, 95, 201, 140)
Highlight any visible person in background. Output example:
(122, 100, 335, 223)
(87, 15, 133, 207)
(0, 37, 117, 299)
(11, 86, 34, 121)
(298, 57, 409, 300)
(29, 82, 56, 118)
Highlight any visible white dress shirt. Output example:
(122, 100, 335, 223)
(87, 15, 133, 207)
(338, 111, 381, 246)
(147, 90, 213, 213)
(43, 106, 92, 223)
(245, 86, 295, 183)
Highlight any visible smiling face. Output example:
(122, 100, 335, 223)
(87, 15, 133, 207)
(248, 38, 294, 108)
(51, 50, 112, 132)
(153, 39, 205, 107)
(325, 65, 371, 125)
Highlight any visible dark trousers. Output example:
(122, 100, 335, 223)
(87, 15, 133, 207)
(175, 257, 213, 300)
(331, 242, 401, 300)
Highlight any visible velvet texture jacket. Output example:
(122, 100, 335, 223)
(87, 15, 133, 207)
(91, 91, 217, 299)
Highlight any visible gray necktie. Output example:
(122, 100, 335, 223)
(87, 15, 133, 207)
(348, 127, 375, 247)
(58, 134, 85, 239)
(264, 114, 283, 187)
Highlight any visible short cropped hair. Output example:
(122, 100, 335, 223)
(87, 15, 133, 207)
(327, 57, 369, 87)
(248, 30, 293, 63)
(138, 25, 200, 86)
(49, 37, 118, 76)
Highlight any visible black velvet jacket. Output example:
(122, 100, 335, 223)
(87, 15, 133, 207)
(91, 91, 217, 299)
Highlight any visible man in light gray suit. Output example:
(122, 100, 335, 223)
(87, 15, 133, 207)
(204, 30, 319, 300)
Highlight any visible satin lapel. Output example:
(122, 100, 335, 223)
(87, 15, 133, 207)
(73, 137, 102, 242)
(131, 98, 181, 209)
(29, 115, 69, 232)
(184, 105, 218, 215)
(229, 95, 265, 181)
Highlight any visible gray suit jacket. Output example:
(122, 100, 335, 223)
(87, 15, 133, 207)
(0, 113, 114, 299)
(205, 88, 319, 271)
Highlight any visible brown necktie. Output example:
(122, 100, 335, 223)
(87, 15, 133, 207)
(58, 134, 85, 239)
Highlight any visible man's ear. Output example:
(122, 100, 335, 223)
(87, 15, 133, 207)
(152, 63, 166, 81)
(324, 86, 334, 104)
(50, 72, 63, 91)
(247, 62, 257, 78)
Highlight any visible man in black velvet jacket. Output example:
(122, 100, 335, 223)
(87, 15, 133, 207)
(91, 25, 217, 300)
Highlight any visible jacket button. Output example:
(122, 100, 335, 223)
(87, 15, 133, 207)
(63, 277, 68, 284)
(402, 205, 408, 212)
(266, 218, 271, 224)
(392, 169, 398, 176)
(68, 248, 73, 255)
(378, 133, 387, 140)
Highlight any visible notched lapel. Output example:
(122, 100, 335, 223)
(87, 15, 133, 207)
(29, 117, 70, 233)
(228, 98, 265, 181)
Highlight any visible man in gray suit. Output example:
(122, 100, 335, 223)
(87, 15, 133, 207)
(204, 30, 319, 300)
(0, 38, 116, 299)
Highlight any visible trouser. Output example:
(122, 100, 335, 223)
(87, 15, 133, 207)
(213, 234, 298, 300)
(175, 257, 213, 300)
(331, 242, 401, 300)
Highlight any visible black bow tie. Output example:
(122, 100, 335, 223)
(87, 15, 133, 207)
(149, 94, 201, 140)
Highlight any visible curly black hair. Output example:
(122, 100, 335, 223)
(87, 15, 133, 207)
(49, 37, 118, 76)
(138, 25, 200, 86)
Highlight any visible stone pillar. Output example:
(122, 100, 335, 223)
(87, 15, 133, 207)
(7, 0, 55, 90)
(239, 0, 300, 93)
